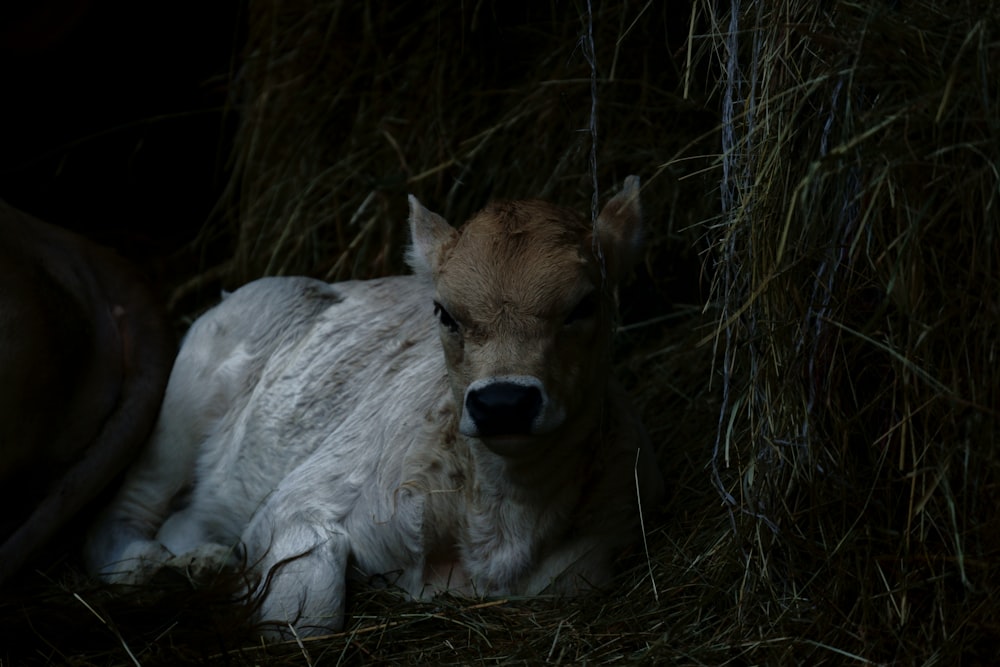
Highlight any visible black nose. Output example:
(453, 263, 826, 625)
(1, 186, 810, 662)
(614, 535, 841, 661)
(465, 382, 543, 437)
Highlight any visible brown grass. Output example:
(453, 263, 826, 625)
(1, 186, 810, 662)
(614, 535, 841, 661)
(705, 0, 1000, 663)
(3, 0, 999, 664)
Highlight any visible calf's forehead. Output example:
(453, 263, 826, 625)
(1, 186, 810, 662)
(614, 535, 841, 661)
(434, 200, 598, 313)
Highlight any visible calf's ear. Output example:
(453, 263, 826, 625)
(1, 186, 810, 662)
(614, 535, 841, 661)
(407, 195, 458, 276)
(594, 175, 643, 282)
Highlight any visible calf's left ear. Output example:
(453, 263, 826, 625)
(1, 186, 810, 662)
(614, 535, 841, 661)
(594, 175, 643, 281)
(407, 195, 458, 276)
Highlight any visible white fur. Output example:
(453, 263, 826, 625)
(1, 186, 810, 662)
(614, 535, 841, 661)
(86, 185, 663, 638)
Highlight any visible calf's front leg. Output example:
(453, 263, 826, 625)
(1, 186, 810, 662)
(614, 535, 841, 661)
(243, 496, 353, 638)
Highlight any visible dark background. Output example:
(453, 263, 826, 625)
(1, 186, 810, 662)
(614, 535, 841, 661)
(0, 0, 242, 268)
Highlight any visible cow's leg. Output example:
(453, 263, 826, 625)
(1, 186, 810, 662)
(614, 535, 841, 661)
(242, 494, 352, 638)
(83, 390, 207, 581)
(84, 312, 253, 583)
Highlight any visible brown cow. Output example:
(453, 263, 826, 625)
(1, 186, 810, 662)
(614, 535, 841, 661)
(0, 202, 173, 583)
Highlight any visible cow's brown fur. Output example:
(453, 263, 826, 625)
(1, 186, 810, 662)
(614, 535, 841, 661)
(0, 203, 174, 584)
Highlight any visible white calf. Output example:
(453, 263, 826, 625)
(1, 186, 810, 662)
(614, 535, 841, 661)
(85, 177, 664, 636)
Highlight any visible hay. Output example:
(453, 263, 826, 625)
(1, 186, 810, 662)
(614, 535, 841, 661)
(4, 0, 1000, 664)
(166, 1, 713, 313)
(707, 0, 1000, 662)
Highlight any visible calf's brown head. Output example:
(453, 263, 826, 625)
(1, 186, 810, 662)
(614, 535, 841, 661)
(408, 177, 642, 457)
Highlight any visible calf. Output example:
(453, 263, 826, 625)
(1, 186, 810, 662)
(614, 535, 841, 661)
(85, 177, 664, 636)
(0, 202, 173, 584)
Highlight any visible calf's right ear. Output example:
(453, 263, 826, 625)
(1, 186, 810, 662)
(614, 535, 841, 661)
(594, 175, 643, 282)
(406, 195, 458, 277)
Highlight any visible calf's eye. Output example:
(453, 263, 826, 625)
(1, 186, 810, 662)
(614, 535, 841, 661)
(433, 300, 460, 333)
(565, 291, 598, 325)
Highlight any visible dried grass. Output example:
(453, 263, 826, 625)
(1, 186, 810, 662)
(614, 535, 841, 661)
(3, 0, 999, 664)
(706, 0, 1000, 663)
(170, 1, 713, 315)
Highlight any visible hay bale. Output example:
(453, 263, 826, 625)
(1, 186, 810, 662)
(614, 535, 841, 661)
(708, 0, 1000, 661)
(180, 1, 713, 302)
